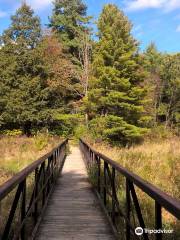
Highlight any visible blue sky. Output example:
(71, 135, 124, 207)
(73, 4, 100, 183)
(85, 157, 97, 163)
(0, 0, 180, 52)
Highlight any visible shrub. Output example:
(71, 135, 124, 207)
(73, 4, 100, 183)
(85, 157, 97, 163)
(1, 129, 23, 136)
(50, 114, 84, 137)
(146, 125, 174, 140)
(33, 132, 49, 150)
(73, 125, 88, 141)
(89, 115, 147, 146)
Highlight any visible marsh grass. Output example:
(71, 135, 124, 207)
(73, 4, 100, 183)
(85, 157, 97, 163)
(87, 137, 180, 239)
(92, 137, 180, 199)
(0, 134, 62, 238)
(0, 134, 61, 185)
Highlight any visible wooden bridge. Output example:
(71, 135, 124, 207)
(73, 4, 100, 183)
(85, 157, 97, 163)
(0, 139, 180, 240)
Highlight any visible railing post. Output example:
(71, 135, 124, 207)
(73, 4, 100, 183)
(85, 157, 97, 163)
(126, 179, 131, 240)
(34, 167, 38, 224)
(129, 182, 149, 240)
(155, 201, 162, 240)
(0, 140, 68, 240)
(97, 156, 101, 194)
(0, 202, 2, 231)
(42, 162, 46, 206)
(21, 179, 26, 240)
(2, 183, 23, 240)
(79, 139, 180, 240)
(104, 162, 108, 206)
(112, 167, 116, 224)
(51, 155, 54, 183)
(47, 157, 51, 194)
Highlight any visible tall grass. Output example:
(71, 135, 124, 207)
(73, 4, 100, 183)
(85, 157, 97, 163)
(0, 133, 61, 185)
(0, 133, 62, 236)
(87, 137, 180, 239)
(92, 137, 180, 199)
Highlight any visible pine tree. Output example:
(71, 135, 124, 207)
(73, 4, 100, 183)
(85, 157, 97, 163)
(88, 4, 147, 144)
(1, 3, 41, 49)
(50, 0, 90, 61)
(49, 0, 92, 106)
(160, 54, 180, 128)
(0, 3, 50, 135)
(143, 43, 163, 125)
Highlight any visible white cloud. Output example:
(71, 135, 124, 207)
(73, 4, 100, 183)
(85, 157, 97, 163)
(125, 0, 180, 12)
(0, 10, 7, 18)
(176, 24, 180, 32)
(133, 25, 142, 32)
(132, 24, 144, 37)
(166, 0, 180, 12)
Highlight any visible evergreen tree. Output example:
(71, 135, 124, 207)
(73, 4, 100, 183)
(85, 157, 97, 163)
(50, 0, 89, 61)
(49, 0, 92, 106)
(160, 54, 180, 128)
(0, 3, 50, 135)
(143, 43, 163, 125)
(87, 4, 147, 144)
(1, 3, 41, 49)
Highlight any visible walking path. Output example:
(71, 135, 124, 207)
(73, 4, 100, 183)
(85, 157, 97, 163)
(36, 146, 115, 240)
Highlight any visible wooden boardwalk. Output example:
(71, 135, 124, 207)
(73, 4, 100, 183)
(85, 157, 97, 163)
(36, 146, 115, 240)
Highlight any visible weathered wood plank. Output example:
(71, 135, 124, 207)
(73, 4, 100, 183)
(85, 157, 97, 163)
(35, 146, 115, 240)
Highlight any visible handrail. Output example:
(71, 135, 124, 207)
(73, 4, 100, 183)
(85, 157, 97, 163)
(0, 140, 67, 201)
(80, 138, 180, 240)
(0, 139, 67, 201)
(0, 139, 68, 240)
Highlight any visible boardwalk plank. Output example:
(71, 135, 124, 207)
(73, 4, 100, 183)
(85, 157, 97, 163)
(35, 146, 115, 240)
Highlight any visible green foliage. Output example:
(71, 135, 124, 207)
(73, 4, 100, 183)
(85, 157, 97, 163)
(146, 125, 174, 140)
(34, 132, 49, 150)
(1, 3, 41, 49)
(86, 4, 147, 144)
(51, 114, 84, 137)
(50, 0, 90, 61)
(0, 1, 179, 146)
(87, 163, 98, 187)
(160, 54, 180, 127)
(73, 124, 88, 140)
(143, 43, 162, 74)
(0, 3, 50, 135)
(143, 44, 180, 129)
(89, 115, 147, 146)
(49, 0, 92, 105)
(1, 129, 23, 136)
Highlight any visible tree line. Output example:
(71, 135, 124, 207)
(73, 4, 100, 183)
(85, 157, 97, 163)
(0, 0, 179, 144)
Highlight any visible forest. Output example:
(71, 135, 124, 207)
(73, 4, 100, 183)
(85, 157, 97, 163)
(0, 0, 179, 143)
(0, 0, 179, 238)
(0, 0, 180, 176)
(0, 0, 180, 184)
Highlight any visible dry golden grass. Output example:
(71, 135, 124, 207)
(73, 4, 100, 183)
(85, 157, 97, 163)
(0, 134, 61, 185)
(93, 137, 180, 199)
(89, 137, 180, 235)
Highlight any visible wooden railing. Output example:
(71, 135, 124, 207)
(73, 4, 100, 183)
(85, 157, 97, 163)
(0, 139, 68, 240)
(80, 139, 180, 240)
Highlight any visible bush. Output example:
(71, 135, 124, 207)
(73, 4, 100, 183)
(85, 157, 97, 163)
(74, 125, 88, 141)
(146, 125, 174, 140)
(89, 115, 147, 146)
(50, 114, 84, 137)
(1, 129, 23, 136)
(33, 132, 49, 150)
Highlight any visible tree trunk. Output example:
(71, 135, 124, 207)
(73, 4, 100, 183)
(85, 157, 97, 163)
(23, 121, 31, 136)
